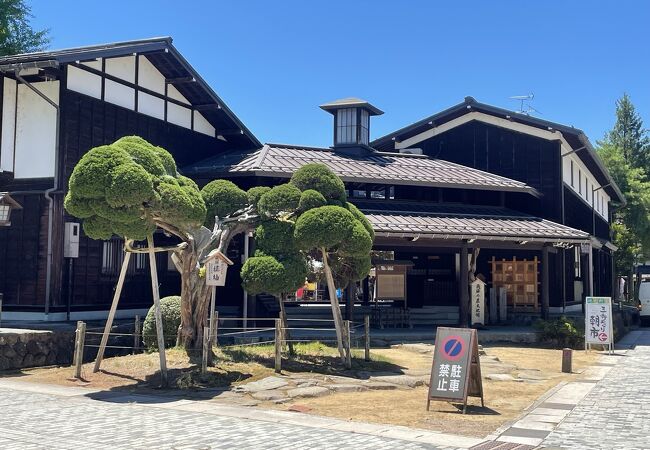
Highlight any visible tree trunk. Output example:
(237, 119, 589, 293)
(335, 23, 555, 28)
(322, 248, 346, 363)
(278, 293, 294, 355)
(176, 243, 211, 351)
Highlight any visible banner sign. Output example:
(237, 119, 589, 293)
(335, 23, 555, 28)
(427, 327, 484, 413)
(471, 279, 485, 326)
(585, 296, 613, 350)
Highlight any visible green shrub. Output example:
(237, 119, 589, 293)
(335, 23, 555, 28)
(534, 316, 584, 348)
(143, 295, 182, 350)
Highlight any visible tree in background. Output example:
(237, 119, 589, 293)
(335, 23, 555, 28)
(0, 0, 49, 55)
(598, 94, 650, 301)
(65, 136, 257, 350)
(605, 94, 650, 174)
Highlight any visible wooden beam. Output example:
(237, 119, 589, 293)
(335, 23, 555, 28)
(166, 76, 195, 84)
(541, 245, 550, 320)
(459, 244, 469, 327)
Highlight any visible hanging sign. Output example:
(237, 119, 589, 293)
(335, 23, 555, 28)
(205, 250, 234, 287)
(427, 327, 484, 414)
(585, 296, 613, 351)
(471, 279, 485, 326)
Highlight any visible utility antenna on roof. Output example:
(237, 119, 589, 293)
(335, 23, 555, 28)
(509, 93, 540, 116)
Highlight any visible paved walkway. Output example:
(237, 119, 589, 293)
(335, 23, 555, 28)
(0, 378, 479, 450)
(540, 330, 650, 450)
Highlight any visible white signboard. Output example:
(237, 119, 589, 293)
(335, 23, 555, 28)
(206, 258, 228, 287)
(585, 296, 613, 350)
(471, 279, 485, 326)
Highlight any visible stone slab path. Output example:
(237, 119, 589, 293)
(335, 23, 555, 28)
(0, 378, 481, 450)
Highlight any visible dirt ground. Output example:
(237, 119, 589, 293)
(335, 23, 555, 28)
(280, 345, 598, 437)
(3, 343, 598, 438)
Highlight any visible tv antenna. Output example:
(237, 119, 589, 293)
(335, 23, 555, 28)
(509, 93, 540, 115)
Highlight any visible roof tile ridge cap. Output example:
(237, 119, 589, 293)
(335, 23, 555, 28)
(266, 143, 331, 152)
(254, 145, 271, 169)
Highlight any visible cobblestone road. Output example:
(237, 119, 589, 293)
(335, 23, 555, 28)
(542, 330, 650, 450)
(0, 386, 453, 450)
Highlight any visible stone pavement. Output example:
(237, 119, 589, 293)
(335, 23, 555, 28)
(0, 378, 481, 450)
(540, 330, 650, 450)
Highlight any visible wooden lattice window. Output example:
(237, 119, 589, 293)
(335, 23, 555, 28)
(490, 257, 539, 311)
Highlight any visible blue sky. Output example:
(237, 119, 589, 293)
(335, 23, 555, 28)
(31, 1, 649, 148)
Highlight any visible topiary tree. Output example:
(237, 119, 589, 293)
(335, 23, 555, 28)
(65, 136, 258, 351)
(143, 296, 182, 349)
(290, 164, 374, 362)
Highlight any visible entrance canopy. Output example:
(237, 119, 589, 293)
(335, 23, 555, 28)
(355, 200, 590, 245)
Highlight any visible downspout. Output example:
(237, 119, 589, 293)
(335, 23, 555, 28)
(14, 72, 60, 318)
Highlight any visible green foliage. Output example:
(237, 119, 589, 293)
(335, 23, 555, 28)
(241, 255, 285, 294)
(0, 0, 49, 56)
(66, 136, 206, 240)
(341, 220, 373, 256)
(143, 296, 181, 349)
(247, 186, 271, 208)
(255, 220, 297, 256)
(346, 202, 375, 241)
(201, 180, 248, 229)
(298, 189, 327, 212)
(290, 163, 347, 203)
(294, 205, 356, 250)
(330, 254, 372, 288)
(534, 316, 584, 349)
(257, 183, 302, 217)
(604, 93, 650, 171)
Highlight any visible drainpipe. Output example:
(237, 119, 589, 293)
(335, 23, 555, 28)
(14, 72, 60, 318)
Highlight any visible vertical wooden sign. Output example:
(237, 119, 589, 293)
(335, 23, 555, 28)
(427, 327, 484, 414)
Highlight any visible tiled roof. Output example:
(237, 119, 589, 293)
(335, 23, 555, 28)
(353, 200, 590, 242)
(184, 144, 540, 196)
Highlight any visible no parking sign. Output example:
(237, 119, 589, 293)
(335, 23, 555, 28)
(427, 327, 484, 413)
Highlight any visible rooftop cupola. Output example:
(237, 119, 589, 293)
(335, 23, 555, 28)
(320, 97, 383, 156)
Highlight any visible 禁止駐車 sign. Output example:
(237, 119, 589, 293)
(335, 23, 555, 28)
(427, 327, 484, 414)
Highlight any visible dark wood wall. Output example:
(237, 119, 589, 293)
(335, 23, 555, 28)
(420, 121, 562, 222)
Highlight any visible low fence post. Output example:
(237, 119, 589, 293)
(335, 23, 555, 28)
(211, 311, 219, 347)
(133, 315, 141, 355)
(364, 314, 370, 362)
(344, 320, 352, 369)
(202, 326, 210, 374)
(73, 321, 86, 379)
(274, 318, 282, 373)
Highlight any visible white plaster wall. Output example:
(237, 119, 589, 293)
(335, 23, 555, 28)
(167, 84, 190, 105)
(104, 79, 135, 110)
(81, 59, 102, 71)
(167, 102, 191, 129)
(104, 56, 135, 83)
(1, 78, 17, 172)
(138, 92, 164, 120)
(193, 111, 215, 137)
(67, 65, 101, 99)
(138, 55, 165, 95)
(14, 81, 59, 178)
(562, 150, 610, 219)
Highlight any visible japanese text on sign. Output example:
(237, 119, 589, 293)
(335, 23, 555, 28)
(585, 297, 612, 345)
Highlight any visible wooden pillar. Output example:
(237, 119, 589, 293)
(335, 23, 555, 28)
(459, 243, 469, 327)
(588, 243, 594, 297)
(541, 245, 550, 320)
(362, 276, 370, 305)
(345, 284, 355, 321)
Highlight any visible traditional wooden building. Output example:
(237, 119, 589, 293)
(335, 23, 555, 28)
(185, 97, 622, 324)
(0, 38, 259, 320)
(0, 37, 623, 326)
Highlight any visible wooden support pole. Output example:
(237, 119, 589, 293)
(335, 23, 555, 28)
(274, 318, 282, 373)
(542, 245, 550, 320)
(73, 321, 86, 379)
(147, 234, 168, 387)
(93, 251, 132, 373)
(211, 310, 219, 347)
(459, 244, 469, 327)
(364, 314, 370, 362)
(344, 319, 352, 369)
(202, 326, 209, 374)
(133, 315, 141, 355)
